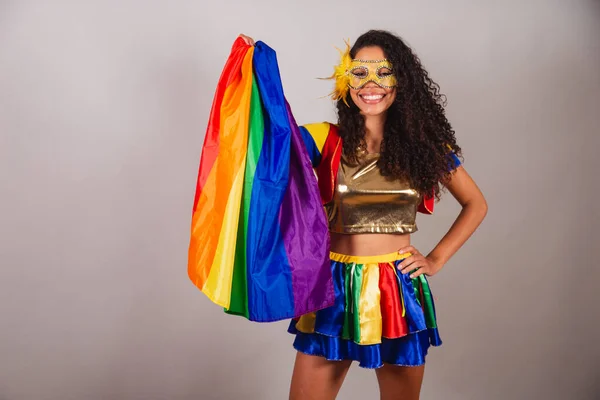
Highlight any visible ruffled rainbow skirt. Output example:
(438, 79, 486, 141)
(288, 251, 442, 369)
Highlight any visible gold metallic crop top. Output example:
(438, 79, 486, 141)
(325, 152, 421, 234)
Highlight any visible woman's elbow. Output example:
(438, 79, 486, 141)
(473, 194, 488, 221)
(463, 192, 488, 221)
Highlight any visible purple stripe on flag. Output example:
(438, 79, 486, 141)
(278, 102, 334, 316)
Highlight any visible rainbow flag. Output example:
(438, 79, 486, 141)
(188, 38, 334, 322)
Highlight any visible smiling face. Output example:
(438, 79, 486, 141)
(348, 46, 397, 117)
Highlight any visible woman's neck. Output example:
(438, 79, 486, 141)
(363, 114, 386, 153)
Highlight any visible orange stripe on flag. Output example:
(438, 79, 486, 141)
(188, 46, 254, 297)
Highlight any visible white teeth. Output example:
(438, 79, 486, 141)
(361, 95, 384, 100)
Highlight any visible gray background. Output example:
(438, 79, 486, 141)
(1, 0, 599, 399)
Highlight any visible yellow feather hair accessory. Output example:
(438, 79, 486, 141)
(322, 39, 352, 107)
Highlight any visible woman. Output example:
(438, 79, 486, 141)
(239, 30, 487, 400)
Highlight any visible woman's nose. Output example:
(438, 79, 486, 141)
(362, 81, 380, 89)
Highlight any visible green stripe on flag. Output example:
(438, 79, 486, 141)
(226, 76, 264, 317)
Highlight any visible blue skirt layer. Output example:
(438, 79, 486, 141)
(291, 328, 440, 369)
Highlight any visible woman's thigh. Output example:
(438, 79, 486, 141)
(289, 352, 352, 400)
(375, 364, 425, 400)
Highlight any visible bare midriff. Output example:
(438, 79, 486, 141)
(329, 232, 411, 256)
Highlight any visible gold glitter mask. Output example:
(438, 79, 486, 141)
(347, 59, 397, 90)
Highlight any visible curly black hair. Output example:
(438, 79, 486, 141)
(337, 30, 461, 200)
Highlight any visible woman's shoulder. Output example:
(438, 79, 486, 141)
(300, 121, 338, 133)
(298, 122, 341, 169)
(299, 121, 339, 150)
